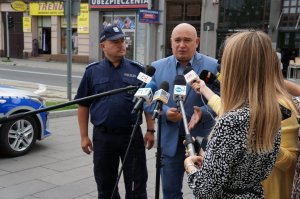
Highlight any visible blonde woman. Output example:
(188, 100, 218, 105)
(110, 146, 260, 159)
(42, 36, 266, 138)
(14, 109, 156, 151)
(184, 31, 282, 198)
(189, 39, 299, 199)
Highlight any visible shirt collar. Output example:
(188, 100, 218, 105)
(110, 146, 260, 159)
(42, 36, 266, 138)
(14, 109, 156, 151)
(175, 55, 194, 68)
(105, 57, 124, 68)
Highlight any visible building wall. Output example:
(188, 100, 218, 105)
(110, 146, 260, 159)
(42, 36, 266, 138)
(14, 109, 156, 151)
(200, 0, 219, 57)
(269, 0, 281, 44)
(88, 10, 100, 62)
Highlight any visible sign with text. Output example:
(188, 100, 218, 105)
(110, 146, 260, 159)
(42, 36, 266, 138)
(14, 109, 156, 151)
(11, 0, 27, 12)
(23, 17, 31, 33)
(30, 2, 64, 16)
(78, 3, 89, 33)
(139, 9, 159, 24)
(89, 0, 148, 9)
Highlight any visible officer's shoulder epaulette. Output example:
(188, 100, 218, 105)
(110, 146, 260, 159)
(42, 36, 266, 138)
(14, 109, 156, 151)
(129, 60, 144, 69)
(86, 61, 100, 69)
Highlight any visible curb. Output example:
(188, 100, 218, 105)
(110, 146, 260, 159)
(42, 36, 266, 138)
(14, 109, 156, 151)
(48, 109, 77, 119)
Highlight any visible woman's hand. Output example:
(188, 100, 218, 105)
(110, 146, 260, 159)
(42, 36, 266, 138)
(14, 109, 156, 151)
(184, 155, 204, 173)
(191, 79, 206, 94)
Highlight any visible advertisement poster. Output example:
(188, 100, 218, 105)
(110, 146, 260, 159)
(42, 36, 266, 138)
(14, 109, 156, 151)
(23, 16, 31, 32)
(78, 3, 89, 33)
(30, 2, 64, 16)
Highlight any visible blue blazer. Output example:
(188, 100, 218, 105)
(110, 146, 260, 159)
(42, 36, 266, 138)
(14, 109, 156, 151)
(148, 53, 219, 157)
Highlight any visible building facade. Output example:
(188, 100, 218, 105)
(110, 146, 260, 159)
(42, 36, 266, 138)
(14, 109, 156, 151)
(0, 0, 299, 66)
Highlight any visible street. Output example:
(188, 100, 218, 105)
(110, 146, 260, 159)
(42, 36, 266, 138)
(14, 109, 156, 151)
(0, 60, 84, 90)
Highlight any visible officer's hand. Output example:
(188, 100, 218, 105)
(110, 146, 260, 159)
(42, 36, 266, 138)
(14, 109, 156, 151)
(144, 131, 155, 150)
(81, 136, 93, 154)
(166, 107, 182, 123)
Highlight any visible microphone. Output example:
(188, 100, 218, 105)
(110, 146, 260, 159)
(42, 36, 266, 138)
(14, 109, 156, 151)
(183, 66, 199, 85)
(199, 70, 220, 89)
(173, 75, 187, 112)
(136, 65, 156, 89)
(152, 81, 170, 120)
(131, 82, 157, 114)
(172, 75, 196, 156)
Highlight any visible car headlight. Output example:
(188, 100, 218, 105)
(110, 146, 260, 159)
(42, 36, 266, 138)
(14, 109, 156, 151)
(29, 95, 46, 107)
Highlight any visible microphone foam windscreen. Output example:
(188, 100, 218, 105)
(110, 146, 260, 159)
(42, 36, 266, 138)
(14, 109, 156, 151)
(183, 66, 193, 75)
(199, 70, 216, 84)
(174, 75, 186, 86)
(160, 81, 169, 92)
(145, 65, 156, 77)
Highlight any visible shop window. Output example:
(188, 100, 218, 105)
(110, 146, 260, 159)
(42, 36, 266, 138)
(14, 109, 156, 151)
(61, 28, 78, 54)
(102, 12, 136, 60)
(60, 16, 78, 55)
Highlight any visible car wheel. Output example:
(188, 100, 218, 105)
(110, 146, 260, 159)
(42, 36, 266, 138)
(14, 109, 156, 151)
(0, 116, 37, 157)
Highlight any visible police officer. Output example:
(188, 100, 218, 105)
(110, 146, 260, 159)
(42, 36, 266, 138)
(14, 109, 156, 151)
(75, 25, 155, 199)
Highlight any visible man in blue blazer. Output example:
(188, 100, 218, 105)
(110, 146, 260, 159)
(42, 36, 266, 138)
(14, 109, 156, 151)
(146, 23, 219, 199)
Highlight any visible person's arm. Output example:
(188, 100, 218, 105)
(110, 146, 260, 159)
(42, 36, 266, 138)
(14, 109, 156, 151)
(284, 80, 300, 96)
(189, 80, 222, 121)
(144, 112, 155, 150)
(184, 115, 240, 198)
(275, 97, 300, 171)
(77, 105, 93, 154)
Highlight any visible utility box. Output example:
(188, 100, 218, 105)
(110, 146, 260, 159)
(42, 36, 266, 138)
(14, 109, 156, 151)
(32, 39, 38, 57)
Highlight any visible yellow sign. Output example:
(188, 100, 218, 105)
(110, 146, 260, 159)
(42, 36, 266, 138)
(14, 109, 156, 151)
(77, 3, 89, 34)
(23, 17, 31, 33)
(30, 2, 64, 16)
(11, 0, 27, 12)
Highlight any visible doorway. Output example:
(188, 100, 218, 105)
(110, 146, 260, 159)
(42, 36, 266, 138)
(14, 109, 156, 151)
(40, 28, 51, 54)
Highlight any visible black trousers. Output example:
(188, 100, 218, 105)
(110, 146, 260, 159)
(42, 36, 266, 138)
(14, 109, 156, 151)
(93, 125, 148, 199)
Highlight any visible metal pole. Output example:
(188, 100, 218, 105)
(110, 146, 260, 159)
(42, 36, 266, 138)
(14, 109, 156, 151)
(6, 12, 10, 61)
(66, 0, 72, 101)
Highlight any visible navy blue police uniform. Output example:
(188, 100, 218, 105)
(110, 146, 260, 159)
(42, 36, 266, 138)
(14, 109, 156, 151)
(75, 57, 148, 199)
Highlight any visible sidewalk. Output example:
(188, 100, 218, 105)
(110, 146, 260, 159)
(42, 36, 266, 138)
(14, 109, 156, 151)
(0, 59, 194, 198)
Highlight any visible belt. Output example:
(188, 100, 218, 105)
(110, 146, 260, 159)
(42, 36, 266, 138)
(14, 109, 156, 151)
(95, 125, 134, 134)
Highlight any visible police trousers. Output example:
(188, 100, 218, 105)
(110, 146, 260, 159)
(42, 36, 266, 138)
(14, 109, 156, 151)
(93, 125, 148, 199)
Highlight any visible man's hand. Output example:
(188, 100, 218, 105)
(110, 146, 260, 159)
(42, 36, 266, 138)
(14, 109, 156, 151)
(144, 131, 155, 150)
(166, 107, 182, 122)
(188, 106, 202, 130)
(81, 136, 93, 154)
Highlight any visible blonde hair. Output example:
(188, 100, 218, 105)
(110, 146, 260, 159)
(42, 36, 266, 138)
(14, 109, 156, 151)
(220, 31, 281, 153)
(272, 51, 297, 114)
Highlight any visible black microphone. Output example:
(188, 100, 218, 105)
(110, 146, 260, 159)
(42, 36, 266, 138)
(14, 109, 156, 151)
(199, 70, 220, 89)
(152, 81, 170, 120)
(173, 75, 187, 112)
(0, 86, 138, 124)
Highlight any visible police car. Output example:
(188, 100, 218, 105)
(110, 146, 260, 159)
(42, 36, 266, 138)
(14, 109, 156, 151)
(0, 85, 50, 157)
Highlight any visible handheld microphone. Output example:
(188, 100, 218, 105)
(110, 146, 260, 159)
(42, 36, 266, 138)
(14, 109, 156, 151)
(183, 66, 199, 85)
(172, 75, 196, 156)
(173, 75, 186, 112)
(152, 81, 170, 120)
(131, 82, 157, 114)
(199, 70, 220, 89)
(136, 65, 156, 89)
